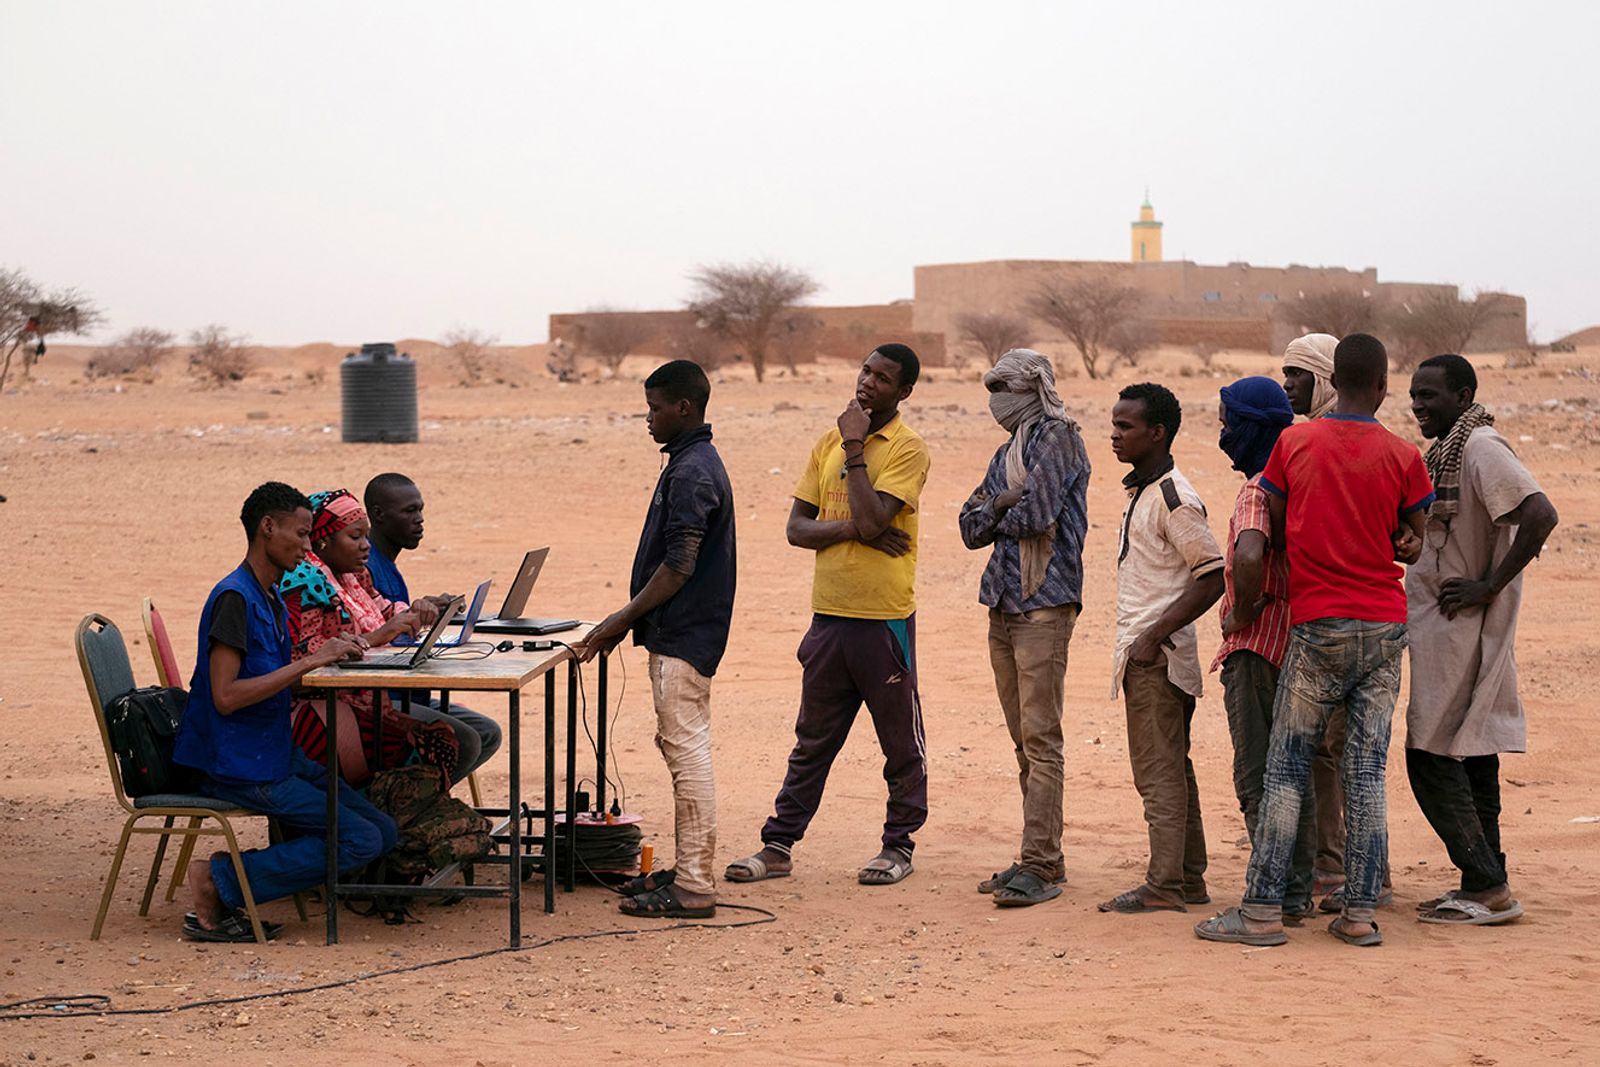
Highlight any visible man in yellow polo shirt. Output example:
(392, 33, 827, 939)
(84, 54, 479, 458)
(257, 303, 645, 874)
(726, 343, 931, 887)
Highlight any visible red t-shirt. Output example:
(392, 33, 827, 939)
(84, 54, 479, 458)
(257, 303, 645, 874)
(1260, 414, 1435, 625)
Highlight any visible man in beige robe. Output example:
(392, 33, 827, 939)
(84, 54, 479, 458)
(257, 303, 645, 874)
(1405, 354, 1558, 926)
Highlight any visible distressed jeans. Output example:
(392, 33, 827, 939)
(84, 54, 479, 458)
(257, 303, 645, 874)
(648, 653, 718, 897)
(1243, 619, 1406, 925)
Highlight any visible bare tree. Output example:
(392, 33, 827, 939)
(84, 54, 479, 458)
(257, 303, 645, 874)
(1190, 340, 1220, 371)
(442, 326, 498, 386)
(1277, 287, 1383, 339)
(88, 326, 175, 379)
(664, 321, 727, 372)
(1384, 290, 1515, 370)
(771, 312, 824, 373)
(1025, 274, 1146, 380)
(1107, 318, 1160, 370)
(686, 260, 819, 382)
(954, 310, 1033, 367)
(188, 324, 255, 385)
(0, 267, 104, 391)
(573, 308, 655, 374)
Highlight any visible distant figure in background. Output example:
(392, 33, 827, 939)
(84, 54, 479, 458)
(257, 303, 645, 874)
(364, 472, 502, 779)
(1405, 354, 1557, 927)
(959, 349, 1090, 907)
(576, 359, 737, 920)
(1210, 376, 1316, 921)
(1102, 382, 1225, 915)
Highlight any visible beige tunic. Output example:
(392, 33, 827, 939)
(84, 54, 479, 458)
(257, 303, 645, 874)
(1405, 427, 1543, 757)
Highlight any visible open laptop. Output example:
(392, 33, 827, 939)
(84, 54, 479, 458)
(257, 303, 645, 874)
(394, 577, 492, 648)
(337, 596, 462, 670)
(469, 547, 579, 635)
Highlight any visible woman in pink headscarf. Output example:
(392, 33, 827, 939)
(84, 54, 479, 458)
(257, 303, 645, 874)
(280, 489, 458, 788)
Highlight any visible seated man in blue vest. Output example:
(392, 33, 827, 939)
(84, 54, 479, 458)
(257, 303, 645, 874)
(173, 481, 398, 943)
(363, 472, 502, 778)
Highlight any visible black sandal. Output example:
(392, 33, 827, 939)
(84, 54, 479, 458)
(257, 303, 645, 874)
(993, 870, 1063, 907)
(618, 884, 716, 920)
(182, 910, 282, 943)
(617, 868, 676, 897)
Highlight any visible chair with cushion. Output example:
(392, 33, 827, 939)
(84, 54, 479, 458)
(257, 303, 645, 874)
(77, 612, 299, 942)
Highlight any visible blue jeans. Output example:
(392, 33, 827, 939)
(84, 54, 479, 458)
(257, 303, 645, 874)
(1242, 619, 1406, 924)
(201, 750, 398, 911)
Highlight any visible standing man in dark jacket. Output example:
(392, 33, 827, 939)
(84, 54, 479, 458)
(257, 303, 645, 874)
(576, 360, 736, 919)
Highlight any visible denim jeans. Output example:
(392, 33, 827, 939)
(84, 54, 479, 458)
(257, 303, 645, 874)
(1220, 650, 1315, 914)
(200, 750, 398, 911)
(1242, 619, 1405, 924)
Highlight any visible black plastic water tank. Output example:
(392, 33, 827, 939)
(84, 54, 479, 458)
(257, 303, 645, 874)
(340, 343, 418, 443)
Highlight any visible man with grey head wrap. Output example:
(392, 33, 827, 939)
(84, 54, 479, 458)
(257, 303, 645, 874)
(960, 349, 1091, 906)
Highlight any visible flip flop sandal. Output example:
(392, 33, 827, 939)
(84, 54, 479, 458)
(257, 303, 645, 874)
(618, 869, 676, 897)
(1415, 890, 1461, 912)
(993, 871, 1063, 908)
(1098, 888, 1186, 913)
(858, 851, 913, 886)
(1328, 917, 1383, 947)
(1417, 897, 1523, 926)
(182, 910, 286, 940)
(1184, 890, 1212, 905)
(618, 884, 716, 920)
(182, 911, 279, 943)
(1193, 906, 1287, 946)
(724, 853, 791, 883)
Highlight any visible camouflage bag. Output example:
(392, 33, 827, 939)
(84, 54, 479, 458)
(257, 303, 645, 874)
(353, 765, 493, 923)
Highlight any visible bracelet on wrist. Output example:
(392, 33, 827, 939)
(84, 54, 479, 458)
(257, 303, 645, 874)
(840, 438, 865, 449)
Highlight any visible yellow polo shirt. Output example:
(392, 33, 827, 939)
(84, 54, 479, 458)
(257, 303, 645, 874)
(794, 414, 930, 619)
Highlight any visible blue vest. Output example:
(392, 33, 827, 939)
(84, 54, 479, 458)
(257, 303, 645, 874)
(172, 563, 296, 784)
(365, 548, 409, 605)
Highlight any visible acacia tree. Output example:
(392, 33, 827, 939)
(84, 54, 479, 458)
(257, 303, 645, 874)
(0, 267, 104, 391)
(574, 308, 655, 373)
(1385, 290, 1515, 369)
(1107, 318, 1160, 370)
(88, 326, 176, 379)
(954, 310, 1033, 366)
(770, 311, 823, 374)
(442, 325, 497, 386)
(686, 260, 819, 382)
(664, 321, 727, 372)
(1277, 287, 1382, 338)
(188, 324, 255, 385)
(1025, 274, 1145, 380)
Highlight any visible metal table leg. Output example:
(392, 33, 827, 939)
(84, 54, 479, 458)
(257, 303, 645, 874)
(507, 687, 521, 947)
(544, 668, 555, 913)
(595, 653, 608, 814)
(324, 689, 339, 945)
(565, 659, 578, 891)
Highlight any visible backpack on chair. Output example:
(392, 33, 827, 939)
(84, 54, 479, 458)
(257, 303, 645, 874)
(105, 686, 198, 796)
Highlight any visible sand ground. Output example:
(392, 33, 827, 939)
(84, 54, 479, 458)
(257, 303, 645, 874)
(2, 344, 1598, 1065)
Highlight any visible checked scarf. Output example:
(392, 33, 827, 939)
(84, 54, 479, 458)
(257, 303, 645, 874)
(1424, 403, 1495, 523)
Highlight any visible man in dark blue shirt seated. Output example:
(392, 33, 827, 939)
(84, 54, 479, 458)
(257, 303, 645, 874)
(173, 482, 398, 942)
(577, 360, 736, 920)
(363, 472, 503, 779)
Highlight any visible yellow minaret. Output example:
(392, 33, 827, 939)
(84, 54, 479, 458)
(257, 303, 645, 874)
(1131, 190, 1163, 262)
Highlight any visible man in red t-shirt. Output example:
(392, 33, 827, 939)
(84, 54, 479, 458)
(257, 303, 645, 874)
(1197, 334, 1433, 949)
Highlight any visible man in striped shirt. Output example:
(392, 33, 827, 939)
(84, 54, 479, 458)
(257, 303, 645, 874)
(1210, 376, 1315, 920)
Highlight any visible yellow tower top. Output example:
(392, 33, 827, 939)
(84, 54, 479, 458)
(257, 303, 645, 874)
(1131, 190, 1162, 262)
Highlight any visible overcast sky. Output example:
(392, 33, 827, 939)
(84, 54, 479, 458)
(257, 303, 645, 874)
(3, 0, 1596, 344)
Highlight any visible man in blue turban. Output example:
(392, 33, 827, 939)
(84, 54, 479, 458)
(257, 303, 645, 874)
(1208, 377, 1318, 928)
